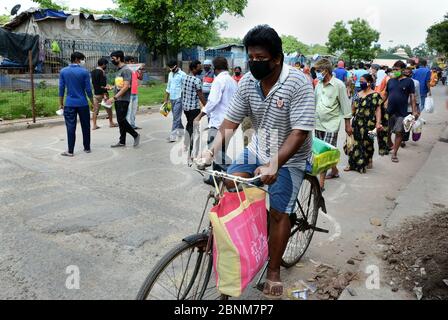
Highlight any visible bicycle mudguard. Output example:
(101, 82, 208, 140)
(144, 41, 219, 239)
(182, 233, 209, 245)
(319, 196, 327, 214)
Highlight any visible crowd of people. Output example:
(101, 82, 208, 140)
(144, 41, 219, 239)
(58, 50, 144, 156)
(57, 25, 442, 299)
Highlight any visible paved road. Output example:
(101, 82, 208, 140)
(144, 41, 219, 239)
(0, 86, 446, 299)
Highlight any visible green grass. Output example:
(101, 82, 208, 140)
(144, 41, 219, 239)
(0, 83, 166, 121)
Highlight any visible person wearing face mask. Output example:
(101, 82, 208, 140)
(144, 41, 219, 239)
(58, 51, 94, 157)
(197, 25, 316, 299)
(91, 58, 117, 130)
(164, 60, 187, 143)
(108, 50, 140, 148)
(181, 60, 207, 160)
(232, 66, 243, 83)
(314, 58, 353, 190)
(383, 60, 418, 163)
(345, 74, 384, 173)
(202, 60, 215, 101)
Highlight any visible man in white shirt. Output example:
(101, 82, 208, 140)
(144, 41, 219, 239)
(195, 56, 238, 147)
(195, 56, 238, 185)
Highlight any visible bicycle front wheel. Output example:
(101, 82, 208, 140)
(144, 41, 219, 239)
(136, 235, 220, 300)
(281, 174, 320, 268)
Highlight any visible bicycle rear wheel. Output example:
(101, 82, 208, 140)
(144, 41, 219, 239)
(136, 235, 220, 300)
(281, 175, 320, 268)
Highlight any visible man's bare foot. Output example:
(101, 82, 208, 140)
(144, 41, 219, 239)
(92, 126, 100, 130)
(109, 123, 118, 128)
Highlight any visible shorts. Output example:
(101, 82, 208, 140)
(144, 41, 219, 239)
(388, 115, 405, 134)
(93, 95, 105, 113)
(227, 148, 305, 215)
(315, 130, 339, 147)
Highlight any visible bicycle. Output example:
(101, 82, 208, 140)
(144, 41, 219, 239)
(136, 166, 328, 300)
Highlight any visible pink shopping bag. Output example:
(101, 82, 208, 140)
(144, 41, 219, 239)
(209, 187, 268, 297)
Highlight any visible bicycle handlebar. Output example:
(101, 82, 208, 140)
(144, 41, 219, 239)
(196, 169, 264, 188)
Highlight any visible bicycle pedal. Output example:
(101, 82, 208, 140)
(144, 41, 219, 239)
(312, 226, 329, 233)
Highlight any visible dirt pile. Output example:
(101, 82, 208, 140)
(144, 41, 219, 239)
(379, 210, 448, 300)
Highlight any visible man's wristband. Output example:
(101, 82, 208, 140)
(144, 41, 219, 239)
(206, 149, 214, 157)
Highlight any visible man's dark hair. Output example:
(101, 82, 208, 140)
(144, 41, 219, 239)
(189, 60, 202, 71)
(110, 51, 125, 62)
(71, 52, 85, 63)
(234, 66, 242, 72)
(124, 56, 135, 63)
(393, 60, 407, 69)
(167, 60, 178, 68)
(98, 58, 109, 67)
(213, 57, 228, 71)
(419, 59, 427, 67)
(362, 73, 374, 83)
(243, 25, 284, 63)
(358, 62, 365, 69)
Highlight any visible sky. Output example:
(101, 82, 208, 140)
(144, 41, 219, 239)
(3, 0, 448, 49)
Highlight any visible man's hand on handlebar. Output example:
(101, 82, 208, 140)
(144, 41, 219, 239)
(254, 164, 278, 185)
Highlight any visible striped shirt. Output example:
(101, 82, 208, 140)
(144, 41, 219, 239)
(225, 65, 316, 169)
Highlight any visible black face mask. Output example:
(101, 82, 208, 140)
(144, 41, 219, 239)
(204, 66, 211, 72)
(111, 60, 119, 66)
(249, 60, 274, 80)
(235, 72, 241, 76)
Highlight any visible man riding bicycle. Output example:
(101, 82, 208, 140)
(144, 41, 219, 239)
(198, 25, 316, 299)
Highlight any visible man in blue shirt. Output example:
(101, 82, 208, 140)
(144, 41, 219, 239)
(59, 52, 94, 157)
(412, 59, 432, 112)
(164, 60, 186, 142)
(333, 60, 347, 84)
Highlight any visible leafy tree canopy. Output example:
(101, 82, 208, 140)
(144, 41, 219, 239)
(426, 13, 448, 55)
(32, 0, 69, 10)
(114, 0, 248, 55)
(327, 18, 380, 64)
(0, 14, 11, 26)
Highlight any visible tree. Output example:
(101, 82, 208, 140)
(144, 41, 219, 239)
(309, 44, 328, 55)
(327, 18, 380, 64)
(426, 13, 448, 55)
(412, 43, 433, 59)
(32, 0, 69, 10)
(115, 0, 248, 57)
(0, 15, 11, 26)
(209, 36, 243, 48)
(281, 35, 309, 55)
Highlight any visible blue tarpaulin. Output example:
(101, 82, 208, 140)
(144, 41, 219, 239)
(33, 9, 69, 21)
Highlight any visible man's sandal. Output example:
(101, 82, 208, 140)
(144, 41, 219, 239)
(262, 279, 284, 300)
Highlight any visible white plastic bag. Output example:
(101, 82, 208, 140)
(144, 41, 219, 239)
(403, 114, 415, 133)
(424, 96, 434, 113)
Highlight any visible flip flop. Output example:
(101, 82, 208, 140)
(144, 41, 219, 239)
(262, 279, 283, 300)
(391, 155, 399, 163)
(109, 124, 119, 128)
(325, 173, 340, 179)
